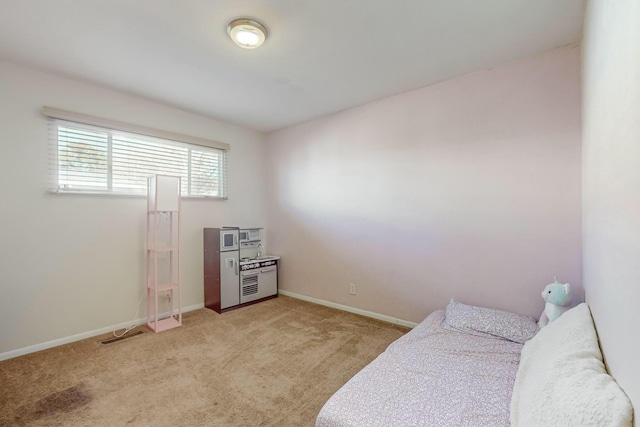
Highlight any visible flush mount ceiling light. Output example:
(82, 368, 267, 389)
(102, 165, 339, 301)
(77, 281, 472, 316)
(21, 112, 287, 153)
(227, 18, 268, 49)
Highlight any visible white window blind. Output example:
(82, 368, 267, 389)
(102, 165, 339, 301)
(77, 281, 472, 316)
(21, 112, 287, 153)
(48, 119, 228, 198)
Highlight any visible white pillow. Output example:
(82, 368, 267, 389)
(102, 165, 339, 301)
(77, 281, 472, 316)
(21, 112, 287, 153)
(445, 298, 539, 344)
(510, 303, 633, 427)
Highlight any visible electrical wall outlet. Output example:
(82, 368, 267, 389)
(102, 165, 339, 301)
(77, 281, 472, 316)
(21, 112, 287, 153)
(349, 283, 357, 295)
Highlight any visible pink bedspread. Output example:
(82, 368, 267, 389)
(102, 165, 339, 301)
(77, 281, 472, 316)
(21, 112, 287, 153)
(316, 310, 523, 427)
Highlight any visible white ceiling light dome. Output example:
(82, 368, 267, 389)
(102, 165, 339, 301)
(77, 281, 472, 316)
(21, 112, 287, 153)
(227, 18, 268, 49)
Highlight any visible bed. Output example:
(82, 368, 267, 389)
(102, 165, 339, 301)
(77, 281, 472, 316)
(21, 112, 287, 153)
(316, 300, 633, 427)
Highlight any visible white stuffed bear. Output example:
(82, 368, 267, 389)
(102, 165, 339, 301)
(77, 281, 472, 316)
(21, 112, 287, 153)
(538, 279, 571, 328)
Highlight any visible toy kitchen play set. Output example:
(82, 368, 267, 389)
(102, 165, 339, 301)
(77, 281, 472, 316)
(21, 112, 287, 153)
(203, 227, 279, 313)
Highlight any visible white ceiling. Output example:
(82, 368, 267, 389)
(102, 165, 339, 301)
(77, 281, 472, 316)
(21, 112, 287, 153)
(0, 0, 585, 133)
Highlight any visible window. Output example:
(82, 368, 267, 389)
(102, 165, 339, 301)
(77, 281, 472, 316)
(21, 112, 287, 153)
(48, 117, 228, 198)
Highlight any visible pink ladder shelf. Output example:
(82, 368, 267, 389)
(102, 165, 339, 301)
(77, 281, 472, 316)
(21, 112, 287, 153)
(146, 174, 182, 333)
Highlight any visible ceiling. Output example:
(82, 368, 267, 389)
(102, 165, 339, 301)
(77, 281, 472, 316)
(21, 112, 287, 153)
(0, 0, 585, 133)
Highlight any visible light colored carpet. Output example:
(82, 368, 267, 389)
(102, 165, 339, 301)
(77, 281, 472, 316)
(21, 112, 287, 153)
(0, 295, 409, 426)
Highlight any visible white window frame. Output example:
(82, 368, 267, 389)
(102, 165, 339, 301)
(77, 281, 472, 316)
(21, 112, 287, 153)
(44, 107, 229, 199)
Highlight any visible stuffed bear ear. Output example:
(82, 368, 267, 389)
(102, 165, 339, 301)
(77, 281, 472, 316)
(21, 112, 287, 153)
(563, 283, 570, 294)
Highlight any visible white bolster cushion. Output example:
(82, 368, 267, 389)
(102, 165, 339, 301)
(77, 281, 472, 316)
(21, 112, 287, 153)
(510, 303, 633, 427)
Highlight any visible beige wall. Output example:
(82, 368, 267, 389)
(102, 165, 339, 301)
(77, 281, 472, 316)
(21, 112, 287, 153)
(582, 0, 640, 413)
(0, 61, 267, 355)
(265, 46, 583, 323)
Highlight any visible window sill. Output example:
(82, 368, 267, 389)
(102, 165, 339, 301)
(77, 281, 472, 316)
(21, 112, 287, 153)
(47, 189, 227, 200)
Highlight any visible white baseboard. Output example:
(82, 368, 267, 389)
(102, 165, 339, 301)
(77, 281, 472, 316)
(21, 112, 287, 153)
(278, 290, 418, 328)
(0, 303, 204, 362)
(2, 294, 417, 362)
